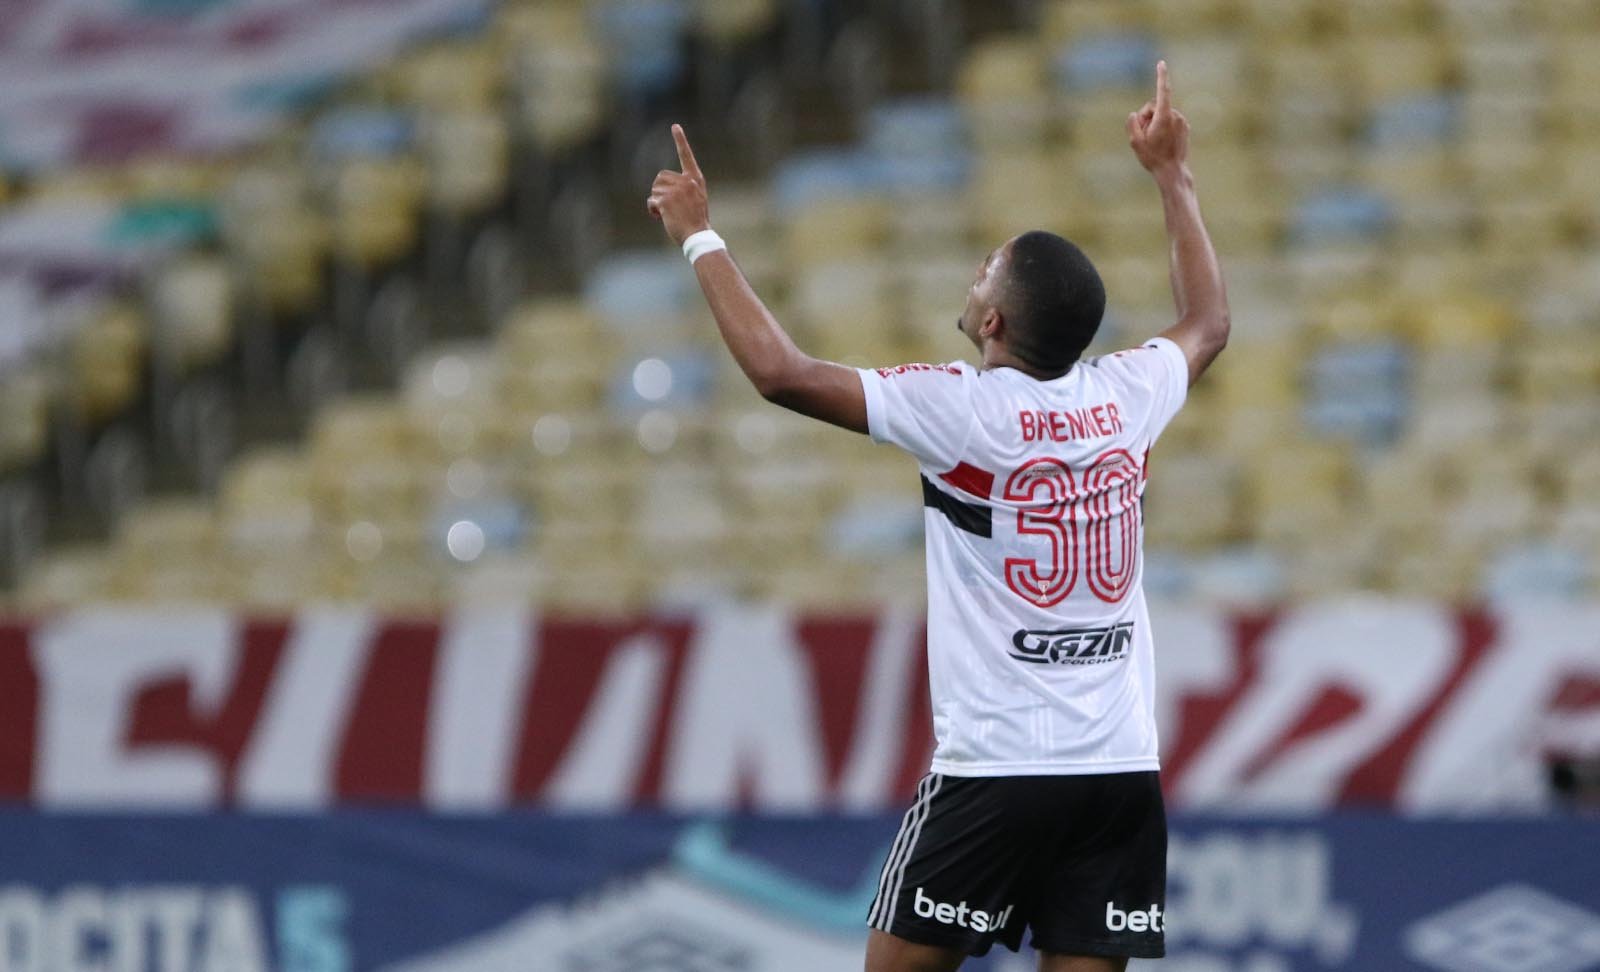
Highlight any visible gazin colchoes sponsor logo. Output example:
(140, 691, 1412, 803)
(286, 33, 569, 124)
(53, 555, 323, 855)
(1010, 622, 1134, 665)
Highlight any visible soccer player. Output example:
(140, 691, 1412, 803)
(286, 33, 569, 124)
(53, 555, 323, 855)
(649, 61, 1227, 972)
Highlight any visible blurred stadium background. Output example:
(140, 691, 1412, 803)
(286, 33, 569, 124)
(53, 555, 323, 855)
(0, 0, 1596, 970)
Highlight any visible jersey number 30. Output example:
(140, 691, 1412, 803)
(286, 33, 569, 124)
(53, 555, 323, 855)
(1000, 448, 1142, 607)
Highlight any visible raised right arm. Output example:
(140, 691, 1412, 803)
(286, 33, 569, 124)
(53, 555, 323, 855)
(1128, 61, 1230, 386)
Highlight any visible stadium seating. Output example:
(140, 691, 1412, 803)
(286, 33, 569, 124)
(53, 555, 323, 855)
(2, 0, 1598, 609)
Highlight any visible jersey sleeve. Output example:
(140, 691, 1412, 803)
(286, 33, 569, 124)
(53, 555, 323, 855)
(1095, 337, 1189, 439)
(856, 362, 976, 468)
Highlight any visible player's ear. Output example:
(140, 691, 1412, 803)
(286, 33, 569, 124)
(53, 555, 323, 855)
(979, 307, 1004, 341)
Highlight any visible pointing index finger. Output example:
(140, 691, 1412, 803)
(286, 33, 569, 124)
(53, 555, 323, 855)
(1154, 60, 1171, 117)
(672, 124, 702, 180)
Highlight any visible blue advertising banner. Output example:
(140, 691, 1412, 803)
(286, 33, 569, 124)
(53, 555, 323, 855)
(0, 811, 1597, 971)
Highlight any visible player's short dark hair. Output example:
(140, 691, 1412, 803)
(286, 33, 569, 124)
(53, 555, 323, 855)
(999, 231, 1106, 371)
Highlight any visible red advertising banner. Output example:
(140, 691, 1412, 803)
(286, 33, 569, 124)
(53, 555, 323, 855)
(2, 601, 1596, 812)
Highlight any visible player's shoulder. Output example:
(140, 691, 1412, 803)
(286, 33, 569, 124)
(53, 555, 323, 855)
(870, 361, 972, 381)
(1082, 338, 1184, 381)
(1085, 338, 1170, 366)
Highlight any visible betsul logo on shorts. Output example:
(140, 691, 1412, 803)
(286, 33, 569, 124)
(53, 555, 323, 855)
(1105, 901, 1164, 935)
(1010, 622, 1134, 665)
(913, 888, 1014, 934)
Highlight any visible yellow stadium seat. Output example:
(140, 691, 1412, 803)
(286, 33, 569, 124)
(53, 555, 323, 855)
(148, 257, 234, 376)
(1479, 191, 1569, 254)
(1065, 94, 1153, 152)
(1143, 452, 1242, 549)
(1247, 443, 1352, 545)
(342, 559, 445, 611)
(1359, 147, 1459, 200)
(1042, 0, 1147, 41)
(396, 42, 502, 112)
(1391, 251, 1483, 299)
(1510, 335, 1600, 401)
(1373, 541, 1482, 601)
(542, 562, 647, 617)
(968, 151, 1086, 244)
(421, 111, 511, 215)
(1281, 525, 1383, 600)
(0, 370, 54, 474)
(1554, 37, 1600, 137)
(785, 197, 890, 268)
(512, 37, 608, 152)
(331, 159, 426, 270)
(1404, 397, 1506, 458)
(499, 300, 602, 361)
(233, 553, 342, 609)
(1267, 144, 1356, 196)
(1510, 397, 1600, 465)
(707, 184, 775, 244)
(1327, 0, 1432, 35)
(1347, 35, 1453, 103)
(1309, 295, 1404, 342)
(1212, 340, 1302, 410)
(889, 199, 975, 257)
(792, 259, 895, 336)
(403, 345, 502, 421)
(1145, 0, 1235, 33)
(1412, 346, 1502, 400)
(450, 553, 543, 605)
(1405, 296, 1516, 347)
(958, 36, 1048, 101)
(956, 37, 1053, 149)
(70, 305, 147, 424)
(694, 0, 779, 44)
(1362, 449, 1443, 538)
(17, 547, 115, 610)
(221, 448, 316, 555)
(1285, 244, 1384, 303)
(109, 549, 232, 603)
(1239, 0, 1324, 38)
(1438, 451, 1541, 547)
(1557, 143, 1600, 234)
(1094, 204, 1169, 259)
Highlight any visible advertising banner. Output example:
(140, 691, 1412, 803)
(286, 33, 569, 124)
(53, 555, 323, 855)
(2, 602, 1598, 813)
(0, 812, 1597, 972)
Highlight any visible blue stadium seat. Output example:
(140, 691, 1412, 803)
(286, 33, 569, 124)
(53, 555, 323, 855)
(1304, 341, 1411, 444)
(430, 495, 528, 562)
(1051, 32, 1158, 92)
(592, 0, 692, 98)
(867, 98, 972, 194)
(1483, 543, 1593, 600)
(1292, 187, 1395, 244)
(309, 109, 415, 159)
(583, 251, 699, 328)
(771, 150, 884, 211)
(826, 496, 923, 559)
(1367, 93, 1461, 147)
(607, 350, 716, 413)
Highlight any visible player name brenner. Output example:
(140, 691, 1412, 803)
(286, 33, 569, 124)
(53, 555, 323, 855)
(1017, 402, 1124, 442)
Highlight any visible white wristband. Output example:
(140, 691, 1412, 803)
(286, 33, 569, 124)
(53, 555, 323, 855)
(682, 229, 727, 264)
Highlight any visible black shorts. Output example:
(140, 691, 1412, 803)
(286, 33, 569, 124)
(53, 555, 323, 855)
(866, 771, 1167, 959)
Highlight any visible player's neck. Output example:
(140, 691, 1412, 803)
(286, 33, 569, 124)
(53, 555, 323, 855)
(982, 347, 1073, 381)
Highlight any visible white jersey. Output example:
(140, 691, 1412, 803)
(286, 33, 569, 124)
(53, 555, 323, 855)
(857, 337, 1189, 777)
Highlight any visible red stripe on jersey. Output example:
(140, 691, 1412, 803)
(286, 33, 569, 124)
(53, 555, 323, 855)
(938, 462, 994, 500)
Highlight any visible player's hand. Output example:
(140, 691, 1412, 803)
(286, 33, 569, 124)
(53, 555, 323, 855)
(1127, 61, 1190, 178)
(648, 124, 711, 246)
